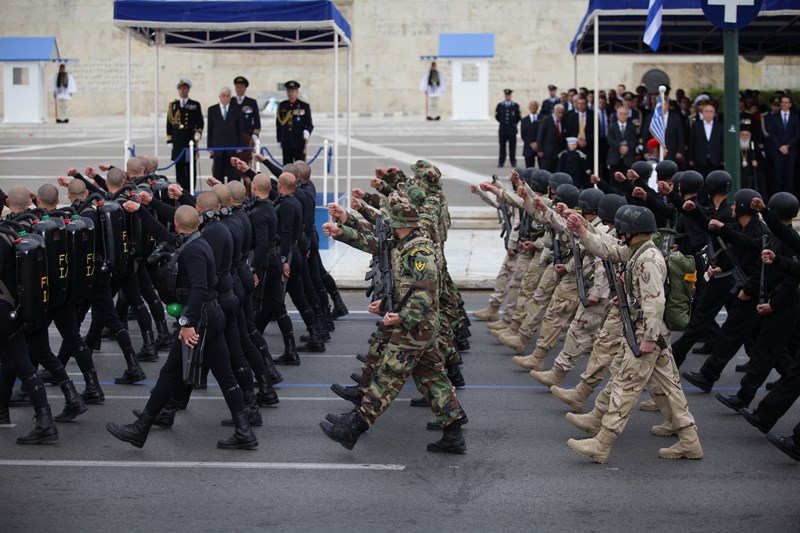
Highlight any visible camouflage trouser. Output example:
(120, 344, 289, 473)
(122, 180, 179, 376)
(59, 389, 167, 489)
(441, 270, 465, 333)
(358, 327, 391, 395)
(502, 251, 534, 321)
(357, 332, 465, 428)
(438, 317, 462, 368)
(601, 338, 696, 437)
(530, 277, 580, 352)
(579, 306, 624, 390)
(552, 299, 611, 372)
(517, 264, 558, 338)
(509, 255, 549, 326)
(489, 252, 518, 307)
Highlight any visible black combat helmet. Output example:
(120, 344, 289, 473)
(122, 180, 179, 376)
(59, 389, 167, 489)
(732, 188, 761, 217)
(614, 205, 657, 235)
(548, 172, 573, 192)
(598, 193, 627, 224)
(554, 183, 580, 208)
(631, 161, 653, 182)
(679, 170, 704, 196)
(655, 159, 678, 181)
(768, 192, 800, 221)
(578, 188, 605, 215)
(529, 169, 550, 194)
(705, 170, 732, 196)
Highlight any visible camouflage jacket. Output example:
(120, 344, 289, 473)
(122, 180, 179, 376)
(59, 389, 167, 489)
(395, 231, 440, 336)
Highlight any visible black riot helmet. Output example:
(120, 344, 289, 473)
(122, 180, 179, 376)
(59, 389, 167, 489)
(614, 205, 657, 235)
(598, 193, 627, 224)
(732, 188, 761, 218)
(631, 161, 653, 182)
(705, 170, 732, 196)
(768, 192, 800, 221)
(520, 168, 536, 187)
(529, 169, 550, 194)
(578, 188, 605, 215)
(655, 159, 678, 181)
(679, 170, 704, 196)
(554, 183, 580, 208)
(548, 172, 573, 193)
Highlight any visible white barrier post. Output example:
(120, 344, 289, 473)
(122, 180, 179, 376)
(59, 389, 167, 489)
(254, 138, 261, 173)
(323, 138, 329, 206)
(189, 140, 195, 196)
(123, 139, 130, 168)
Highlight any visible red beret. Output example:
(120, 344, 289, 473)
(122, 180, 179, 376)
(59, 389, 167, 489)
(647, 138, 660, 150)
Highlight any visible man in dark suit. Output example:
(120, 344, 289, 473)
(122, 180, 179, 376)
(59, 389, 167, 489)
(565, 94, 594, 165)
(166, 78, 204, 190)
(276, 80, 313, 164)
(642, 100, 686, 166)
(207, 87, 243, 183)
(537, 104, 566, 172)
(520, 100, 541, 168)
(605, 106, 639, 176)
(765, 95, 799, 195)
(688, 103, 724, 178)
(595, 95, 610, 179)
(232, 76, 261, 178)
(495, 89, 522, 167)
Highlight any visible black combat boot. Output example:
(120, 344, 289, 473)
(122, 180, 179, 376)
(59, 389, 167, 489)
(330, 289, 349, 319)
(155, 320, 174, 350)
(315, 307, 331, 342)
(17, 406, 59, 445)
(54, 380, 88, 422)
(254, 375, 279, 407)
(80, 369, 105, 405)
(325, 408, 359, 426)
(427, 419, 467, 454)
(106, 410, 154, 448)
(681, 370, 714, 393)
(275, 334, 301, 366)
(133, 397, 182, 429)
(222, 391, 263, 427)
(298, 325, 326, 353)
(136, 330, 159, 362)
(115, 346, 146, 385)
(319, 412, 368, 450)
(330, 384, 361, 405)
(456, 328, 471, 352)
(447, 364, 466, 389)
(217, 411, 258, 450)
(258, 343, 283, 385)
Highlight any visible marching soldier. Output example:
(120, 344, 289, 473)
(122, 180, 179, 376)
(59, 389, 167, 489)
(166, 78, 204, 190)
(276, 80, 313, 164)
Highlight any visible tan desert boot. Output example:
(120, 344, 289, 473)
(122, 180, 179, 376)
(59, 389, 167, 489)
(499, 331, 531, 353)
(651, 421, 676, 436)
(511, 354, 543, 370)
(565, 408, 603, 436)
(550, 381, 594, 411)
(487, 319, 510, 331)
(567, 428, 617, 464)
(639, 399, 659, 411)
(473, 303, 500, 321)
(658, 426, 704, 460)
(530, 366, 567, 387)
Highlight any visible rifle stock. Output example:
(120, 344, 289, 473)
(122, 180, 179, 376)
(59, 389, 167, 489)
(573, 236, 589, 307)
(610, 262, 640, 357)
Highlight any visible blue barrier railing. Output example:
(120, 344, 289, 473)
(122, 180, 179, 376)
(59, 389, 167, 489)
(156, 147, 188, 171)
(154, 144, 330, 173)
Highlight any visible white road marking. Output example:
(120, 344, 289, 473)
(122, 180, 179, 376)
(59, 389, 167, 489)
(43, 395, 411, 402)
(0, 424, 18, 428)
(0, 459, 405, 471)
(0, 137, 132, 155)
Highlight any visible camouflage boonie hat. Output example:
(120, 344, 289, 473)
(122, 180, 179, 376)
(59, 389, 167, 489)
(411, 160, 442, 184)
(386, 192, 420, 229)
(403, 182, 427, 207)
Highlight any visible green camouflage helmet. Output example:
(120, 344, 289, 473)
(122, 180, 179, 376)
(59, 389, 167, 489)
(387, 194, 420, 229)
(403, 182, 427, 207)
(411, 160, 442, 184)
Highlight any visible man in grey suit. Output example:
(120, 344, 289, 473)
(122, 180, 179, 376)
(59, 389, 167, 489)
(207, 87, 243, 183)
(606, 106, 639, 177)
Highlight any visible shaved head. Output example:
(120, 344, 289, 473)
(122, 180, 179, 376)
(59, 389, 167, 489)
(227, 180, 246, 205)
(106, 168, 127, 189)
(36, 183, 59, 209)
(282, 163, 299, 180)
(196, 191, 220, 212)
(212, 184, 232, 206)
(143, 155, 158, 174)
(126, 157, 145, 177)
(278, 172, 297, 192)
(7, 185, 32, 211)
(294, 161, 311, 183)
(174, 205, 200, 233)
(67, 179, 87, 197)
(252, 173, 272, 197)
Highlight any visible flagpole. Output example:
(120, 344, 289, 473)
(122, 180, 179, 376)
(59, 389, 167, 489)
(658, 84, 666, 161)
(593, 13, 599, 176)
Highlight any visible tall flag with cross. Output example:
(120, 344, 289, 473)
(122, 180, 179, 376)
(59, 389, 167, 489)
(643, 0, 664, 52)
(649, 96, 666, 149)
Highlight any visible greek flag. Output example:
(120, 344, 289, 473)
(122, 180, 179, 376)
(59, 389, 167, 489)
(650, 97, 666, 147)
(643, 0, 664, 52)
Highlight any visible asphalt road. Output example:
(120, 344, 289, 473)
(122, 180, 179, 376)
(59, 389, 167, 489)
(0, 291, 797, 532)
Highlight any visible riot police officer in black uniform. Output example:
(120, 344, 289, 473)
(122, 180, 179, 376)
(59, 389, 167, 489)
(496, 88, 521, 168)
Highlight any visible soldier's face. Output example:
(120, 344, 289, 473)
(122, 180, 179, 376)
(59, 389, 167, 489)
(287, 88, 299, 101)
(235, 84, 246, 97)
(178, 86, 189, 99)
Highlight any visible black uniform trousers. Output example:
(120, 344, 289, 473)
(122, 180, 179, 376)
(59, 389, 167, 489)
(672, 275, 734, 368)
(77, 271, 138, 361)
(0, 305, 49, 410)
(524, 152, 538, 169)
(285, 248, 317, 331)
(144, 307, 243, 417)
(232, 273, 269, 377)
(307, 236, 331, 311)
(282, 146, 305, 165)
(117, 265, 166, 327)
(699, 297, 762, 382)
(498, 132, 517, 166)
(212, 151, 240, 183)
(49, 302, 94, 374)
(737, 297, 800, 405)
(753, 355, 800, 434)
(108, 265, 154, 338)
(254, 264, 290, 332)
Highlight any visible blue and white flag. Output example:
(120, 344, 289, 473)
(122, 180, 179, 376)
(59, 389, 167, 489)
(650, 96, 666, 147)
(643, 0, 664, 52)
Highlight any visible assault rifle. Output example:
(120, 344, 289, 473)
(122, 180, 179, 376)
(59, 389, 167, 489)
(607, 260, 640, 357)
(552, 228, 562, 265)
(492, 175, 513, 249)
(573, 237, 589, 307)
(759, 235, 768, 305)
(364, 215, 395, 313)
(714, 236, 748, 294)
